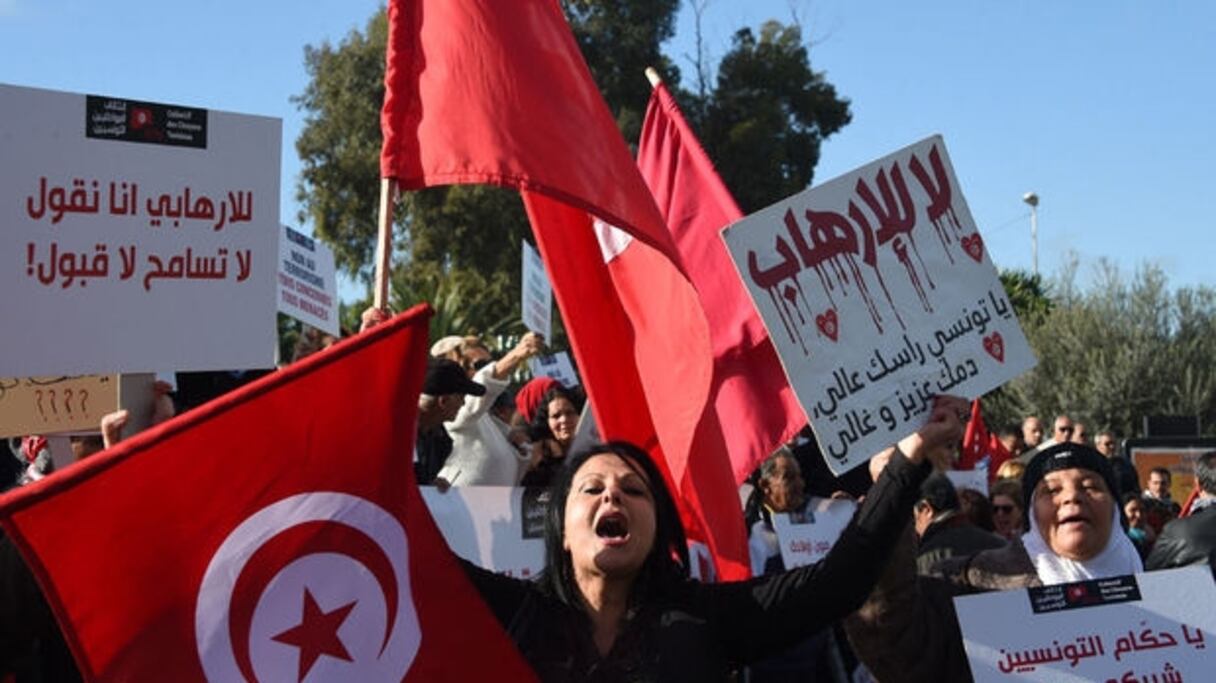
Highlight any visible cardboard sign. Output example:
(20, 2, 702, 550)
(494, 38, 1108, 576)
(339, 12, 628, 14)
(771, 497, 857, 568)
(420, 485, 545, 580)
(529, 351, 579, 388)
(276, 224, 338, 336)
(0, 375, 118, 438)
(954, 567, 1216, 682)
(722, 136, 1036, 474)
(0, 84, 280, 376)
(521, 240, 553, 340)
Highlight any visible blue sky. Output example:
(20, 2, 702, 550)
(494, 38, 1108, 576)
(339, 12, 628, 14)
(3, 1, 1212, 297)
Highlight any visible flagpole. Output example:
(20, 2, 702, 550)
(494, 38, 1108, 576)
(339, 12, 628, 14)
(374, 177, 397, 310)
(645, 66, 662, 88)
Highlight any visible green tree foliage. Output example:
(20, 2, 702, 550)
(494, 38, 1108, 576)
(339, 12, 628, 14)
(987, 261, 1216, 439)
(701, 21, 852, 213)
(293, 5, 851, 336)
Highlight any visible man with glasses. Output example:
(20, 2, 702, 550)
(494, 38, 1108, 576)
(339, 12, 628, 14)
(1018, 414, 1074, 463)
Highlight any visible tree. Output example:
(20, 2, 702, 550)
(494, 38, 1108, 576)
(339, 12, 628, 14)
(988, 260, 1216, 439)
(701, 20, 852, 213)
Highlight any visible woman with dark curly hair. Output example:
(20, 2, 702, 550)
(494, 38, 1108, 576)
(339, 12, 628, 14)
(521, 384, 583, 488)
(458, 396, 968, 681)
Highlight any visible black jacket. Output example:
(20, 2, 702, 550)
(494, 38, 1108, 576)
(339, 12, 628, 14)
(1145, 502, 1216, 570)
(462, 452, 931, 682)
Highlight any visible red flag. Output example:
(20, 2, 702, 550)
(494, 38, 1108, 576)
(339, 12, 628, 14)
(635, 80, 806, 484)
(0, 306, 536, 682)
(380, 0, 750, 580)
(959, 398, 1011, 480)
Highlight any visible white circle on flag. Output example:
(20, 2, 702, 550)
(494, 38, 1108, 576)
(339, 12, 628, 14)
(195, 492, 419, 682)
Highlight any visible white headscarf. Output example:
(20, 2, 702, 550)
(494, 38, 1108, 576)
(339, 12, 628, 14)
(1022, 494, 1143, 585)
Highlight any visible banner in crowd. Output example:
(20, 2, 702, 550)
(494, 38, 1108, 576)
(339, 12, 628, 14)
(529, 351, 580, 387)
(0, 84, 279, 377)
(0, 374, 117, 438)
(770, 497, 857, 568)
(946, 464, 990, 496)
(421, 486, 546, 579)
(277, 224, 338, 336)
(0, 305, 536, 681)
(722, 136, 1036, 474)
(954, 567, 1216, 682)
(520, 240, 553, 340)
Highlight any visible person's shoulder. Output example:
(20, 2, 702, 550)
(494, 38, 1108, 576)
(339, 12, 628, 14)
(936, 537, 1038, 592)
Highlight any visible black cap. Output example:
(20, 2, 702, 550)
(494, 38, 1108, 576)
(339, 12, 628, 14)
(423, 358, 486, 397)
(1021, 442, 1122, 529)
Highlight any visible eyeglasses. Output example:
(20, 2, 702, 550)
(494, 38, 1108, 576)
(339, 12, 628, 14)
(1057, 426, 1074, 434)
(992, 504, 1017, 514)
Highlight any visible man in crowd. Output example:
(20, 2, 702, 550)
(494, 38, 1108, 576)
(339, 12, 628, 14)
(1021, 416, 1044, 452)
(1018, 413, 1074, 463)
(415, 358, 487, 484)
(913, 474, 1006, 575)
(1142, 466, 1182, 532)
(1146, 452, 1216, 569)
(1070, 421, 1089, 445)
(1095, 429, 1140, 497)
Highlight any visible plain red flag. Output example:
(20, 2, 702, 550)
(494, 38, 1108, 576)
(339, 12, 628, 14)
(0, 305, 537, 682)
(636, 80, 806, 484)
(380, 0, 750, 579)
(959, 398, 1011, 481)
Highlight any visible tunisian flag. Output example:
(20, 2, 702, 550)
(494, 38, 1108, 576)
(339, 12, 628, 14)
(381, 0, 749, 580)
(958, 398, 1011, 480)
(0, 305, 536, 682)
(636, 79, 806, 484)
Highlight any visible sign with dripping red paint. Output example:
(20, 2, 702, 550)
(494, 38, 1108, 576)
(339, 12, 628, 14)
(722, 136, 1035, 474)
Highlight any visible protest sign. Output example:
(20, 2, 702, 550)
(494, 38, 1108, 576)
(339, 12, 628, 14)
(722, 136, 1035, 474)
(770, 497, 857, 568)
(277, 224, 339, 336)
(521, 239, 553, 340)
(0, 84, 279, 377)
(529, 351, 580, 387)
(420, 485, 546, 580)
(954, 567, 1216, 682)
(946, 464, 990, 496)
(0, 375, 117, 438)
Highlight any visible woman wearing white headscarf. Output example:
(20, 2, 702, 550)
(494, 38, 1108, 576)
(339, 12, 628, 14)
(844, 442, 1142, 681)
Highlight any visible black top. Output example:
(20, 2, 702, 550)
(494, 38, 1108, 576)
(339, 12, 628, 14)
(1145, 503, 1216, 570)
(462, 451, 931, 682)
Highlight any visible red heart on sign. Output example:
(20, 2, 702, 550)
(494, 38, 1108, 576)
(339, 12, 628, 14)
(983, 332, 1005, 363)
(816, 308, 839, 342)
(961, 233, 984, 262)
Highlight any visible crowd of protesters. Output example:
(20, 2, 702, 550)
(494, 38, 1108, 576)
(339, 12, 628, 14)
(3, 314, 1216, 682)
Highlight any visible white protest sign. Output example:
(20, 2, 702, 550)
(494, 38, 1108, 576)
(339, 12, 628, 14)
(529, 351, 580, 387)
(955, 567, 1216, 682)
(521, 240, 553, 340)
(946, 463, 990, 496)
(722, 136, 1035, 474)
(771, 497, 858, 568)
(0, 84, 279, 377)
(277, 224, 338, 336)
(420, 485, 546, 580)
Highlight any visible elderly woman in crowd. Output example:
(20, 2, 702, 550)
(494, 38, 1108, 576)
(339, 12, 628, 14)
(459, 396, 968, 681)
(845, 442, 1143, 681)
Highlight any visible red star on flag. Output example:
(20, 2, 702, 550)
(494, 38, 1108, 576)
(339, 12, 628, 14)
(272, 588, 356, 682)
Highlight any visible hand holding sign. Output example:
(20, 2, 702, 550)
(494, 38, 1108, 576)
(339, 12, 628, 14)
(870, 394, 968, 480)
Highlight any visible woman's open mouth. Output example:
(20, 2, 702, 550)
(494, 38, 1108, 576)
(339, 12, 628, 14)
(595, 512, 631, 547)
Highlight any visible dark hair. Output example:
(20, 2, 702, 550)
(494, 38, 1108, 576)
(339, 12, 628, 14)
(542, 441, 689, 608)
(1121, 492, 1144, 506)
(527, 384, 583, 443)
(957, 488, 995, 532)
(918, 474, 959, 513)
(990, 479, 1023, 509)
(1149, 467, 1171, 481)
(1196, 451, 1216, 496)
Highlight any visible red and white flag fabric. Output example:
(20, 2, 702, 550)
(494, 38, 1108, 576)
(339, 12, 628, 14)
(0, 305, 536, 682)
(380, 0, 750, 580)
(635, 79, 806, 484)
(958, 398, 1011, 480)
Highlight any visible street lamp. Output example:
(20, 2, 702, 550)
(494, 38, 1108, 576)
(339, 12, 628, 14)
(1022, 192, 1039, 277)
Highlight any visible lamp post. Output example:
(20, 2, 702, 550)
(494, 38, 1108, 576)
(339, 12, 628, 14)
(1022, 191, 1039, 277)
